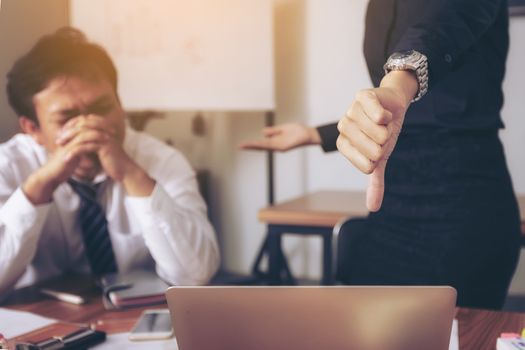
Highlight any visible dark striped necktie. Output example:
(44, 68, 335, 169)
(68, 179, 118, 275)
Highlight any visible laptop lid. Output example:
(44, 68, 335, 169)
(166, 286, 456, 350)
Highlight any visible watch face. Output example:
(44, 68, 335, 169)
(390, 50, 415, 61)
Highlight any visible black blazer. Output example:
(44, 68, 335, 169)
(318, 0, 509, 152)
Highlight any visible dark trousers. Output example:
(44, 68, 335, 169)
(337, 129, 521, 310)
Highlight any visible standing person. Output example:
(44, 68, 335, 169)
(241, 0, 520, 310)
(0, 28, 220, 301)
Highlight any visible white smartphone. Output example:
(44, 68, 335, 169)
(128, 309, 174, 341)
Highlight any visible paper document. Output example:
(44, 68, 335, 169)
(93, 332, 178, 350)
(449, 319, 459, 350)
(0, 307, 56, 338)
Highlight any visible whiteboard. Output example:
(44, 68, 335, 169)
(70, 0, 274, 111)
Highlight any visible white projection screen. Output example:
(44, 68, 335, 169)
(70, 0, 275, 111)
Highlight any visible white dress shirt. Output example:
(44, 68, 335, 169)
(0, 127, 219, 300)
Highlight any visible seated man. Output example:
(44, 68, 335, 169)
(0, 27, 220, 300)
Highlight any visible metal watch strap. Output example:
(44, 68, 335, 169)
(412, 55, 428, 102)
(384, 50, 429, 103)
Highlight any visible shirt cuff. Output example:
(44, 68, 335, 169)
(316, 123, 339, 153)
(0, 187, 52, 238)
(124, 183, 168, 229)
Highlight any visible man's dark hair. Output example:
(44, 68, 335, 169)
(6, 27, 118, 123)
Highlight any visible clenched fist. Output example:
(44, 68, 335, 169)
(337, 71, 418, 212)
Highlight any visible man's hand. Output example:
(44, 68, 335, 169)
(239, 122, 322, 152)
(22, 118, 108, 204)
(57, 115, 155, 196)
(337, 71, 417, 212)
(56, 115, 122, 178)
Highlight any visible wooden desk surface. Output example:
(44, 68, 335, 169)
(4, 281, 525, 350)
(259, 190, 525, 232)
(457, 308, 525, 350)
(258, 191, 368, 227)
(2, 276, 165, 335)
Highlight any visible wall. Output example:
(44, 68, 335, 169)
(501, 15, 525, 294)
(501, 16, 525, 194)
(0, 0, 69, 141)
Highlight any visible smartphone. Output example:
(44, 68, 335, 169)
(128, 309, 174, 341)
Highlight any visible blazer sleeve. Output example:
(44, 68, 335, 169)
(316, 122, 339, 153)
(392, 0, 505, 87)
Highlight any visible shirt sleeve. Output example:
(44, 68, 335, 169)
(124, 150, 220, 286)
(0, 187, 51, 300)
(392, 0, 504, 87)
(316, 122, 340, 153)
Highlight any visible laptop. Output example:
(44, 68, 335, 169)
(165, 286, 456, 350)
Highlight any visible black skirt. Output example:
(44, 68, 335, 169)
(338, 128, 521, 310)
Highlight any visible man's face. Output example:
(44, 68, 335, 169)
(30, 75, 126, 179)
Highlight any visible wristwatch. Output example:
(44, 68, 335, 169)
(383, 50, 428, 102)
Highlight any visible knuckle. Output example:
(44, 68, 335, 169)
(76, 133, 87, 143)
(341, 119, 355, 135)
(376, 127, 389, 145)
(337, 119, 344, 132)
(380, 110, 391, 122)
(337, 135, 353, 152)
(336, 136, 344, 150)
(356, 89, 376, 102)
(346, 101, 358, 118)
(370, 146, 383, 162)
(370, 110, 386, 124)
(362, 162, 375, 175)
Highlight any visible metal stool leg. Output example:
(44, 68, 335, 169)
(251, 229, 296, 285)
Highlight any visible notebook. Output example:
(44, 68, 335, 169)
(100, 270, 169, 309)
(166, 286, 457, 350)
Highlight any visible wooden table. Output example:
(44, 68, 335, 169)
(2, 275, 165, 336)
(457, 308, 525, 350)
(4, 280, 525, 350)
(256, 191, 368, 285)
(256, 191, 525, 286)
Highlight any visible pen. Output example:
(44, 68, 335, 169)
(40, 288, 86, 305)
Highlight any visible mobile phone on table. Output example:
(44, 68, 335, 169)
(128, 309, 174, 341)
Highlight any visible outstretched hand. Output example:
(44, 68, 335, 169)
(337, 83, 412, 212)
(239, 122, 321, 152)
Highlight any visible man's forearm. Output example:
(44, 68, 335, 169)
(122, 161, 156, 197)
(0, 188, 52, 295)
(126, 185, 220, 285)
(22, 169, 60, 205)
